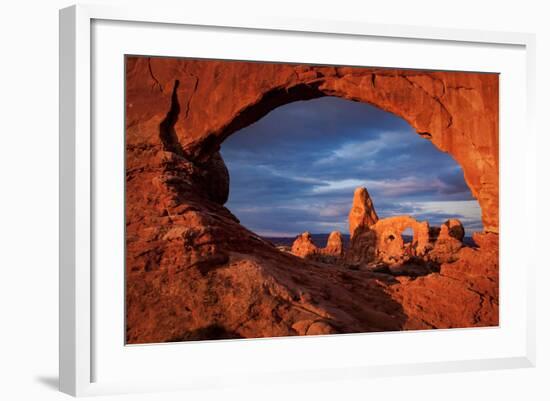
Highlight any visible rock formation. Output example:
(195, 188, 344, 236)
(324, 231, 345, 257)
(370, 216, 431, 264)
(346, 227, 377, 266)
(290, 230, 345, 263)
(391, 232, 499, 328)
(125, 56, 499, 343)
(428, 219, 465, 263)
(343, 187, 477, 268)
(290, 232, 318, 259)
(442, 219, 465, 241)
(349, 187, 379, 238)
(347, 208, 432, 266)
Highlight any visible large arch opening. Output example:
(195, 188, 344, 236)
(166, 63, 499, 234)
(219, 96, 482, 248)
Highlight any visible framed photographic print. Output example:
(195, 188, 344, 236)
(59, 4, 536, 396)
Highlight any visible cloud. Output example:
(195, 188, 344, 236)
(311, 178, 366, 194)
(309, 176, 462, 199)
(314, 130, 413, 166)
(220, 96, 483, 237)
(319, 204, 350, 218)
(382, 200, 483, 235)
(363, 177, 446, 197)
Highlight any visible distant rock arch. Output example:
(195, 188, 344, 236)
(370, 216, 430, 264)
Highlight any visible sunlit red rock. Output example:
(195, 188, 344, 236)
(428, 219, 465, 264)
(291, 232, 319, 259)
(370, 216, 430, 264)
(291, 231, 345, 264)
(125, 57, 499, 343)
(323, 231, 345, 257)
(349, 187, 379, 238)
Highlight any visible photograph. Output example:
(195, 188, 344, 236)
(2, 0, 547, 399)
(125, 56, 499, 344)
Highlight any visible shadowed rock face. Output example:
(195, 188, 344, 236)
(442, 219, 466, 241)
(125, 57, 499, 343)
(429, 219, 466, 264)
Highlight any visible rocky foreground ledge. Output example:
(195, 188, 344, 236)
(126, 148, 498, 343)
(288, 187, 498, 331)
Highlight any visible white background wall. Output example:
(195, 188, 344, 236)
(0, 0, 547, 399)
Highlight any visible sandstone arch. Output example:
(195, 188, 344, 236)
(371, 216, 431, 264)
(126, 57, 498, 232)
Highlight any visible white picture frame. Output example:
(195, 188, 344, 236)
(59, 4, 536, 397)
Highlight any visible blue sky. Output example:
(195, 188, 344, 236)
(220, 97, 482, 237)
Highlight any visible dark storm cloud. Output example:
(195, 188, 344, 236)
(221, 97, 482, 236)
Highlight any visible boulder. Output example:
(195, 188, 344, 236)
(442, 219, 465, 241)
(428, 219, 465, 263)
(291, 232, 319, 259)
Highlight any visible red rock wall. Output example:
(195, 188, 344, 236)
(126, 56, 499, 232)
